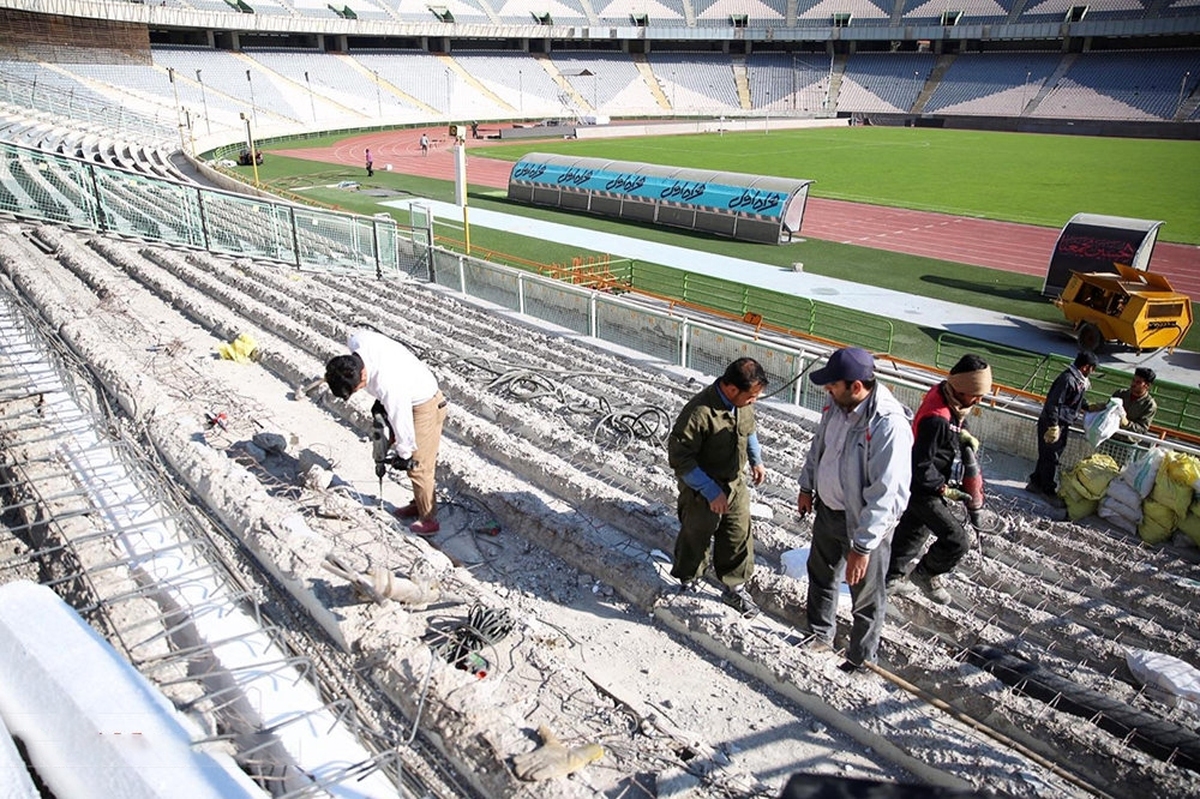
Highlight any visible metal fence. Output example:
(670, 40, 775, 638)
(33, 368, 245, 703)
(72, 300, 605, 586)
(0, 140, 411, 276)
(427, 247, 1200, 473)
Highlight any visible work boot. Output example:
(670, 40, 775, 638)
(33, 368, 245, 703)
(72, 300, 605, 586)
(887, 576, 919, 598)
(911, 569, 951, 604)
(393, 501, 420, 520)
(721, 585, 759, 619)
(410, 519, 440, 537)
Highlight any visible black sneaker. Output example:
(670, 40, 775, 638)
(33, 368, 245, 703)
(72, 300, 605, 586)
(678, 579, 696, 594)
(721, 585, 760, 619)
(838, 659, 866, 674)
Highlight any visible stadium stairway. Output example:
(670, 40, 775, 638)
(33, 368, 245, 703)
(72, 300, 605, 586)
(828, 55, 849, 110)
(340, 53, 439, 116)
(733, 57, 752, 110)
(1026, 53, 1077, 114)
(1006, 0, 1031, 24)
(437, 53, 512, 113)
(633, 56, 673, 111)
(912, 54, 955, 114)
(1175, 92, 1200, 121)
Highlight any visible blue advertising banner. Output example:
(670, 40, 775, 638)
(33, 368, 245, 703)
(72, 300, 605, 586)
(511, 159, 786, 219)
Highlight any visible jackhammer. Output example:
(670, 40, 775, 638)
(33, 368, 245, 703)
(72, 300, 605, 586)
(945, 434, 985, 529)
(370, 401, 411, 507)
(960, 442, 984, 529)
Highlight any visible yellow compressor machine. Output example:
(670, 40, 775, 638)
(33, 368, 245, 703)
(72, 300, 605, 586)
(1056, 263, 1193, 353)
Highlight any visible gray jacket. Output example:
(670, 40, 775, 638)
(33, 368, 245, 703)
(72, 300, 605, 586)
(799, 383, 914, 554)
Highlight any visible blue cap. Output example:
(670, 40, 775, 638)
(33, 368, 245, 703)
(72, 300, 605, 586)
(811, 347, 875, 386)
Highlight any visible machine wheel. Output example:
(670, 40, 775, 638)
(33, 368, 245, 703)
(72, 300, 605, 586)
(1076, 322, 1104, 353)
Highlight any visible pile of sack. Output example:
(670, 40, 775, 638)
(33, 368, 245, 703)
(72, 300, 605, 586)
(1093, 448, 1200, 545)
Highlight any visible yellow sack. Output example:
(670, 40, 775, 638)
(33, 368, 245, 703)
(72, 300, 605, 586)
(1059, 481, 1097, 521)
(1152, 463, 1195, 520)
(1067, 454, 1120, 501)
(1163, 450, 1200, 487)
(217, 333, 260, 364)
(1138, 499, 1178, 544)
(1179, 513, 1200, 549)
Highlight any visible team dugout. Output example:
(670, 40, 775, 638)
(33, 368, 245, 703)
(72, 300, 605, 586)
(507, 153, 813, 245)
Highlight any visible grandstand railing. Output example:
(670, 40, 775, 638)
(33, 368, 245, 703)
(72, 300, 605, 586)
(0, 140, 405, 275)
(1, 0, 1198, 44)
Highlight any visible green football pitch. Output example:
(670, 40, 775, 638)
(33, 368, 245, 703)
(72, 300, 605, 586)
(255, 125, 1199, 356)
(480, 126, 1200, 245)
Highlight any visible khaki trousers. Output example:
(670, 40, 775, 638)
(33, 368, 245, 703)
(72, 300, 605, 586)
(409, 391, 447, 520)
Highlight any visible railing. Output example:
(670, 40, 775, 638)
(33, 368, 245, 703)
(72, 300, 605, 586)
(0, 140, 409, 276)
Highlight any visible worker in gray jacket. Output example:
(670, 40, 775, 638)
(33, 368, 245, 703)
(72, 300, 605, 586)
(797, 348, 913, 671)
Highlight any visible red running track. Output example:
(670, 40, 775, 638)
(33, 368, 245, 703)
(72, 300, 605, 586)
(275, 127, 1200, 298)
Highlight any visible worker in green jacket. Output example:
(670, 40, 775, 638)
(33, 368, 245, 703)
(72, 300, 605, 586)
(668, 358, 768, 618)
(1089, 367, 1157, 435)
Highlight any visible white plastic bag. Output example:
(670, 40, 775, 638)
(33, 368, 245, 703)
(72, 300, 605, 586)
(1084, 397, 1124, 448)
(1126, 648, 1200, 716)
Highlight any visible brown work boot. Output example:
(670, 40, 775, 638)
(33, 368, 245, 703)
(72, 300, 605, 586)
(393, 501, 419, 520)
(410, 519, 440, 537)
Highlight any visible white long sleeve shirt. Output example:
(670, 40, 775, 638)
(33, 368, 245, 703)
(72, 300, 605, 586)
(347, 329, 439, 459)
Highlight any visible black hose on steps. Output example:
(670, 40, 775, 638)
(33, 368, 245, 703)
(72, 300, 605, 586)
(967, 644, 1200, 774)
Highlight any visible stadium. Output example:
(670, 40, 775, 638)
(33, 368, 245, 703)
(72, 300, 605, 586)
(1, 2, 1200, 798)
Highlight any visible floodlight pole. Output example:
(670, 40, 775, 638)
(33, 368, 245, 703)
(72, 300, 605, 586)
(195, 69, 211, 135)
(246, 69, 257, 125)
(167, 67, 185, 152)
(518, 69, 523, 115)
(373, 69, 381, 118)
(1178, 71, 1191, 118)
(305, 70, 316, 123)
(240, 112, 260, 190)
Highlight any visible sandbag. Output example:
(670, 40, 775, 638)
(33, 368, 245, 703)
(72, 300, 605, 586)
(1153, 462, 1196, 520)
(1163, 450, 1200, 488)
(1105, 479, 1142, 513)
(1070, 454, 1120, 500)
(1085, 398, 1124, 448)
(1179, 513, 1200, 548)
(1098, 501, 1139, 534)
(1125, 448, 1166, 499)
(1139, 499, 1178, 544)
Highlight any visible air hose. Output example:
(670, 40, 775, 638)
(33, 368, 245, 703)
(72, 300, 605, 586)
(967, 644, 1200, 773)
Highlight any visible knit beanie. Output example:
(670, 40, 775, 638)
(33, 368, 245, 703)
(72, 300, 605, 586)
(946, 356, 993, 397)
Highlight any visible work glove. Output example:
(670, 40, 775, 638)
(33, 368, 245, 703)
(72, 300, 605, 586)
(1119, 415, 1131, 429)
(377, 454, 414, 477)
(1043, 425, 1060, 444)
(943, 487, 971, 504)
(512, 726, 604, 781)
(959, 429, 980, 452)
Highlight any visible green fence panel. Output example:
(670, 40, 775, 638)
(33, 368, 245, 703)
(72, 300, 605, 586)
(810, 302, 894, 354)
(744, 285, 815, 334)
(1, 144, 98, 227)
(201, 191, 296, 262)
(627, 262, 688, 299)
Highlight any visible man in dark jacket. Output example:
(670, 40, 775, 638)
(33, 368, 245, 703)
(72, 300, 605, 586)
(1028, 350, 1097, 505)
(668, 358, 768, 618)
(887, 355, 992, 604)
